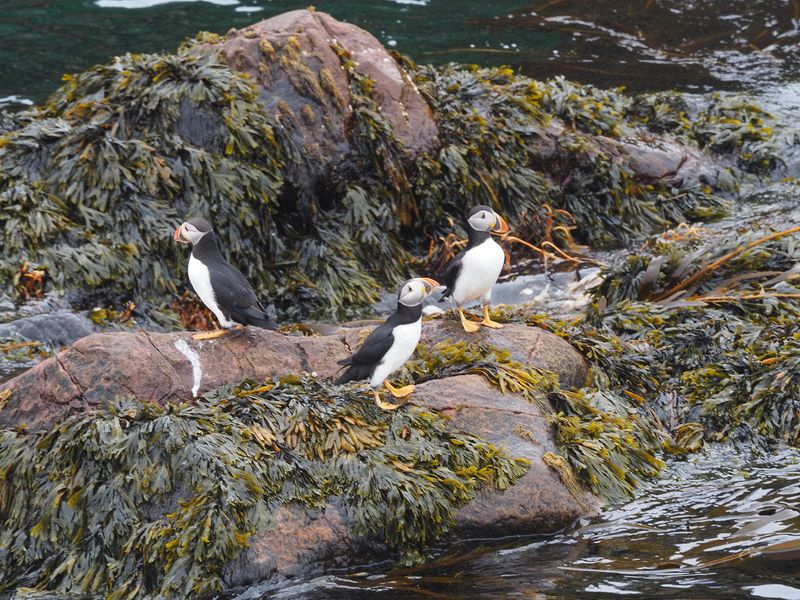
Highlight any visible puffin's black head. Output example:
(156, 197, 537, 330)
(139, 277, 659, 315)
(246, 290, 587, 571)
(466, 205, 510, 235)
(397, 277, 439, 307)
(174, 217, 213, 245)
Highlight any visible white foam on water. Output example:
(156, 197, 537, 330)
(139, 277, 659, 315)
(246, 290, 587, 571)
(0, 95, 33, 107)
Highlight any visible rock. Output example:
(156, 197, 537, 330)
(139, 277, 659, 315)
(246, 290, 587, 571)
(0, 317, 595, 588)
(0, 321, 586, 432)
(603, 137, 731, 190)
(0, 310, 95, 348)
(420, 318, 589, 390)
(210, 9, 438, 200)
(0, 320, 594, 586)
(222, 375, 596, 589)
(223, 500, 369, 587)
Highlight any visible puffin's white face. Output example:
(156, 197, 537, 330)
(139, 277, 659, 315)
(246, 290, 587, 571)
(467, 207, 510, 234)
(398, 277, 439, 306)
(174, 218, 213, 245)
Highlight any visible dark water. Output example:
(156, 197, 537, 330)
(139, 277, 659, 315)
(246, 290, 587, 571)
(234, 446, 800, 600)
(2, 0, 800, 108)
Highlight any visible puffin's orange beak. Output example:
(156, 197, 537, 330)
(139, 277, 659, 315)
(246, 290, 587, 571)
(492, 213, 510, 235)
(419, 277, 439, 294)
(173, 224, 185, 243)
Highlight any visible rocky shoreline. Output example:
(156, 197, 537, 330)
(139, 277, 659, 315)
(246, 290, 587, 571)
(0, 320, 605, 594)
(1, 8, 799, 599)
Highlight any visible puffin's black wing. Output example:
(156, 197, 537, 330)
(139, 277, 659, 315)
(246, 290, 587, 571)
(209, 264, 278, 330)
(439, 250, 466, 300)
(335, 322, 395, 384)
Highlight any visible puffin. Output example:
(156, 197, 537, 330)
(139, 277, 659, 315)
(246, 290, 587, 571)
(173, 217, 278, 339)
(336, 277, 438, 410)
(440, 205, 510, 332)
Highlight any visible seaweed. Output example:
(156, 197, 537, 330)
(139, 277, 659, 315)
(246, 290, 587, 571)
(397, 339, 559, 410)
(693, 96, 775, 153)
(0, 377, 528, 597)
(0, 322, 688, 598)
(0, 340, 48, 364)
(396, 337, 669, 500)
(549, 389, 666, 500)
(408, 63, 731, 248)
(1, 37, 772, 319)
(592, 225, 800, 308)
(1, 47, 283, 314)
(580, 223, 800, 446)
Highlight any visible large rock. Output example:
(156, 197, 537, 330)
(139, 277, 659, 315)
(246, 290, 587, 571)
(0, 320, 595, 586)
(421, 318, 589, 389)
(0, 320, 586, 432)
(223, 374, 596, 588)
(209, 9, 439, 201)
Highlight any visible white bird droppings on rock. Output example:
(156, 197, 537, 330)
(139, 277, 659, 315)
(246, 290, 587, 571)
(174, 339, 202, 398)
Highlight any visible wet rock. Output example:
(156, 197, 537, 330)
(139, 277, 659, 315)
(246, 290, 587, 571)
(0, 321, 587, 432)
(0, 310, 94, 348)
(223, 500, 372, 587)
(605, 137, 731, 189)
(776, 132, 800, 179)
(0, 296, 15, 315)
(0, 294, 71, 322)
(223, 374, 596, 589)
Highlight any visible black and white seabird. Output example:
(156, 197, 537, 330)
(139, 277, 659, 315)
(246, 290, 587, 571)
(440, 205, 510, 332)
(173, 217, 278, 339)
(335, 277, 438, 410)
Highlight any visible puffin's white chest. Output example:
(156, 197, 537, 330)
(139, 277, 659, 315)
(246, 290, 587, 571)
(369, 319, 422, 388)
(188, 255, 234, 328)
(451, 238, 505, 305)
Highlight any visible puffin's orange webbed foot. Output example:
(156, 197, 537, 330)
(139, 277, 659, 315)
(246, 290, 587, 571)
(373, 389, 402, 411)
(481, 305, 504, 329)
(192, 329, 230, 340)
(192, 325, 243, 340)
(458, 308, 481, 333)
(385, 381, 415, 398)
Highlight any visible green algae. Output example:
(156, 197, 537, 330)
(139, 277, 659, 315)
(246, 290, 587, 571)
(0, 376, 528, 598)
